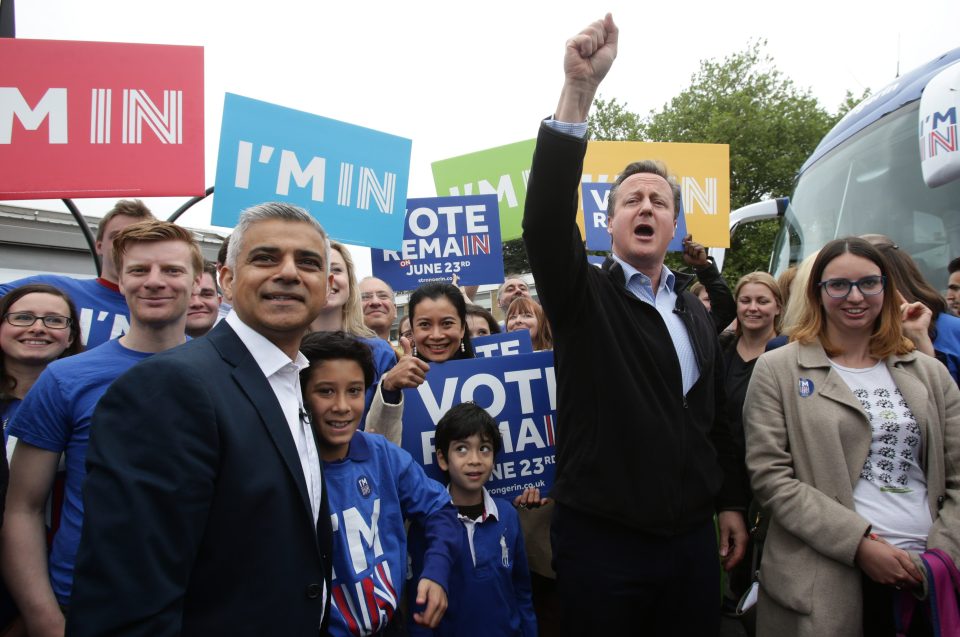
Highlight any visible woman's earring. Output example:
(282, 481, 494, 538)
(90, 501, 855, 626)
(460, 341, 466, 353)
(412, 344, 418, 357)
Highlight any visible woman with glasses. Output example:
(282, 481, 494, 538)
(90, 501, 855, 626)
(743, 238, 959, 636)
(1, 285, 82, 444)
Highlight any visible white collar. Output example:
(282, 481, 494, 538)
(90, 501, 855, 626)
(449, 485, 499, 522)
(225, 311, 308, 377)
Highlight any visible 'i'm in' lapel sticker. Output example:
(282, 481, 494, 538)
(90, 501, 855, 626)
(798, 378, 814, 397)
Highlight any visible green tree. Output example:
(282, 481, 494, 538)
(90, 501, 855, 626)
(589, 40, 859, 284)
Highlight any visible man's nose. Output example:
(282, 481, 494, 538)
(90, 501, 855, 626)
(275, 255, 300, 281)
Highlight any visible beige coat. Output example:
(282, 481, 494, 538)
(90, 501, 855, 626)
(743, 341, 960, 637)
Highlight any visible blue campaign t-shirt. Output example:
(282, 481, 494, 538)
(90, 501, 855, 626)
(6, 338, 152, 605)
(0, 275, 129, 348)
(324, 432, 456, 637)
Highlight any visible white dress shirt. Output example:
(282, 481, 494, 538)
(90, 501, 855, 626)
(225, 311, 322, 522)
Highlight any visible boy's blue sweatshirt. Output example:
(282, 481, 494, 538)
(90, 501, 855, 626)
(407, 488, 537, 637)
(324, 431, 458, 637)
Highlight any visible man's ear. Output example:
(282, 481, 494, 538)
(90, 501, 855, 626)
(220, 266, 234, 303)
(436, 449, 449, 472)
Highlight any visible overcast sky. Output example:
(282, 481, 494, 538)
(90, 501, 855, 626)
(7, 0, 959, 277)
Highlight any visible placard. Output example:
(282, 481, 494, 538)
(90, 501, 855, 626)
(582, 182, 689, 252)
(0, 38, 204, 199)
(433, 137, 729, 247)
(472, 330, 533, 358)
(401, 352, 556, 498)
(431, 139, 535, 242)
(212, 93, 411, 249)
(370, 194, 503, 289)
(584, 141, 729, 248)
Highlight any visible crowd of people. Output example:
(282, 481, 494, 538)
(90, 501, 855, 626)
(0, 14, 957, 637)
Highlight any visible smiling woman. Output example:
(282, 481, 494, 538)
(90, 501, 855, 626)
(408, 282, 474, 364)
(743, 238, 960, 636)
(1, 284, 83, 441)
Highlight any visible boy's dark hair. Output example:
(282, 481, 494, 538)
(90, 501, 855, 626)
(299, 331, 375, 390)
(435, 402, 502, 459)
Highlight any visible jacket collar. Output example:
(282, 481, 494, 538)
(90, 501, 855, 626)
(795, 339, 919, 369)
(601, 256, 695, 295)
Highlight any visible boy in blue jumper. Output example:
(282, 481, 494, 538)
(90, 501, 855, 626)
(408, 403, 537, 637)
(300, 331, 459, 636)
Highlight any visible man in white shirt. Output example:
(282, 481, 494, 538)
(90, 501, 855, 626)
(69, 202, 334, 636)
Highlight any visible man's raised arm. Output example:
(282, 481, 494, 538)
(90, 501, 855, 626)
(554, 14, 618, 123)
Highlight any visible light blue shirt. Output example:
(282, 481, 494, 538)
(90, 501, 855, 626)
(543, 116, 700, 394)
(611, 252, 701, 396)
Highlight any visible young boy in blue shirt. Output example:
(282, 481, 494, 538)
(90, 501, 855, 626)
(300, 331, 459, 636)
(408, 403, 537, 637)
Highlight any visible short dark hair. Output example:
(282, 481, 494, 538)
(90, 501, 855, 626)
(96, 199, 155, 241)
(201, 260, 220, 294)
(299, 331, 375, 390)
(435, 402, 502, 461)
(949, 256, 960, 275)
(407, 282, 474, 360)
(465, 304, 500, 335)
(608, 160, 682, 219)
(217, 235, 230, 267)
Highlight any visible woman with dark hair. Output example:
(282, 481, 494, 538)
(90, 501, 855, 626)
(744, 238, 959, 636)
(407, 282, 475, 362)
(465, 304, 500, 339)
(866, 236, 960, 384)
(505, 297, 553, 351)
(1, 284, 82, 443)
(367, 283, 475, 444)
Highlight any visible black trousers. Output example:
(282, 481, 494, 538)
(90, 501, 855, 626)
(552, 504, 720, 636)
(862, 574, 932, 637)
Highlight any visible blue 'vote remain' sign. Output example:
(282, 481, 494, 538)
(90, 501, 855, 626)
(371, 194, 503, 290)
(401, 352, 556, 499)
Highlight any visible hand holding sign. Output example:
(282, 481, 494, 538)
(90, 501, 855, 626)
(681, 234, 709, 269)
(513, 486, 551, 510)
(381, 337, 429, 391)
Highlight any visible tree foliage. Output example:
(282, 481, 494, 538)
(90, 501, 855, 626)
(588, 40, 863, 284)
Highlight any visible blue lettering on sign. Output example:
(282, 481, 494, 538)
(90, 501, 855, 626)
(371, 194, 504, 289)
(211, 93, 411, 250)
(401, 352, 557, 497)
(582, 181, 690, 253)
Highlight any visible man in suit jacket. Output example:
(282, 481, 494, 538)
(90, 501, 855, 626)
(69, 203, 336, 636)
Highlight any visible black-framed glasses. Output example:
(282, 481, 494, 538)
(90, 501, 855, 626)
(3, 312, 72, 329)
(818, 275, 886, 299)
